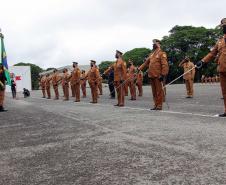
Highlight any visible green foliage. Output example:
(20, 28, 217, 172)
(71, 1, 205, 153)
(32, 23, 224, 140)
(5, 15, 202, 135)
(123, 48, 151, 84)
(14, 62, 44, 90)
(123, 48, 151, 66)
(98, 61, 114, 74)
(161, 25, 222, 82)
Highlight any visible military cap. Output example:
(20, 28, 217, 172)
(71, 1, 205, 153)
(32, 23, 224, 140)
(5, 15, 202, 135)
(116, 50, 123, 55)
(90, 60, 96, 63)
(153, 39, 161, 44)
(219, 18, 226, 27)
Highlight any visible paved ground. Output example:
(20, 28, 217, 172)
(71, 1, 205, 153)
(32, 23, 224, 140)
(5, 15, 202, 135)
(1, 83, 226, 185)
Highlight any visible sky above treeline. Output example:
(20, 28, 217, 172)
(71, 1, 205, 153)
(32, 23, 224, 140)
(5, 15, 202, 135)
(0, 0, 225, 69)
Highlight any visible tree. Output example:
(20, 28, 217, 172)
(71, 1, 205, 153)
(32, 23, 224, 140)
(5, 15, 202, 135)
(14, 62, 44, 90)
(123, 48, 151, 66)
(161, 25, 222, 82)
(123, 48, 151, 84)
(98, 61, 114, 74)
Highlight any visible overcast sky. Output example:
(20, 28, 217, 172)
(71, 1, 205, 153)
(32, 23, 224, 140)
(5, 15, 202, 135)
(0, 0, 225, 68)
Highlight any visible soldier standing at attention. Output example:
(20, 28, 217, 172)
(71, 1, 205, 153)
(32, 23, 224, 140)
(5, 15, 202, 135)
(52, 69, 61, 100)
(127, 59, 137, 100)
(197, 18, 226, 117)
(216, 75, 220, 83)
(138, 39, 169, 110)
(204, 77, 208, 84)
(86, 60, 100, 103)
(105, 50, 127, 107)
(201, 75, 205, 84)
(0, 64, 7, 112)
(62, 68, 71, 101)
(98, 75, 103, 95)
(124, 71, 129, 96)
(178, 57, 196, 98)
(208, 76, 212, 84)
(136, 70, 143, 97)
(40, 75, 46, 98)
(212, 76, 216, 83)
(80, 70, 87, 98)
(70, 77, 75, 98)
(104, 67, 115, 99)
(71, 62, 81, 102)
(45, 74, 52, 99)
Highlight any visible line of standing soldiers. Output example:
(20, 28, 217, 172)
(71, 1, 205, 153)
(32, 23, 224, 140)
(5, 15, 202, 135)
(201, 75, 220, 84)
(38, 40, 193, 111)
(39, 58, 144, 105)
(39, 61, 103, 103)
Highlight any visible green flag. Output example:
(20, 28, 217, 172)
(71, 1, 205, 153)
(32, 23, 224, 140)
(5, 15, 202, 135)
(0, 33, 11, 85)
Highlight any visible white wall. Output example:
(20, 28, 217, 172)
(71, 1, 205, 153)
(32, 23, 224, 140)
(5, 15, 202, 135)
(6, 66, 32, 92)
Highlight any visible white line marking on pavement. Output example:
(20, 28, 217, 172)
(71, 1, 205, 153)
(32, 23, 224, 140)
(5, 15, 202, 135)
(31, 97, 221, 118)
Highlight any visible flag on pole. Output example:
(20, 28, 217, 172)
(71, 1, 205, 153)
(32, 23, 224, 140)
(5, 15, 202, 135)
(0, 32, 11, 85)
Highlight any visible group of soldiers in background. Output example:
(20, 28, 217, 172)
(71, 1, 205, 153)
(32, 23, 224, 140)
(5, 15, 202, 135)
(201, 75, 220, 84)
(39, 61, 101, 103)
(39, 57, 144, 105)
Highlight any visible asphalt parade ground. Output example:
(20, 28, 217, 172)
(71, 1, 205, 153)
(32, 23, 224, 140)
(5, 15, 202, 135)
(1, 83, 226, 185)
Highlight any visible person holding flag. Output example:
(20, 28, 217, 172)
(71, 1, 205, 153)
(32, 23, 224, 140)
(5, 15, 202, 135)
(0, 30, 11, 112)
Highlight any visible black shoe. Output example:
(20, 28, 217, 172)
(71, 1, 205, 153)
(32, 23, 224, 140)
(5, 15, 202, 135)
(186, 96, 191, 98)
(219, 113, 226, 117)
(150, 107, 156, 110)
(155, 107, 162, 111)
(0, 106, 7, 112)
(118, 104, 124, 107)
(0, 109, 7, 112)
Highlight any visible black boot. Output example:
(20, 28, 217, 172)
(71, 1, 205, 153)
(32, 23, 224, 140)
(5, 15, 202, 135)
(219, 113, 226, 117)
(0, 106, 7, 112)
